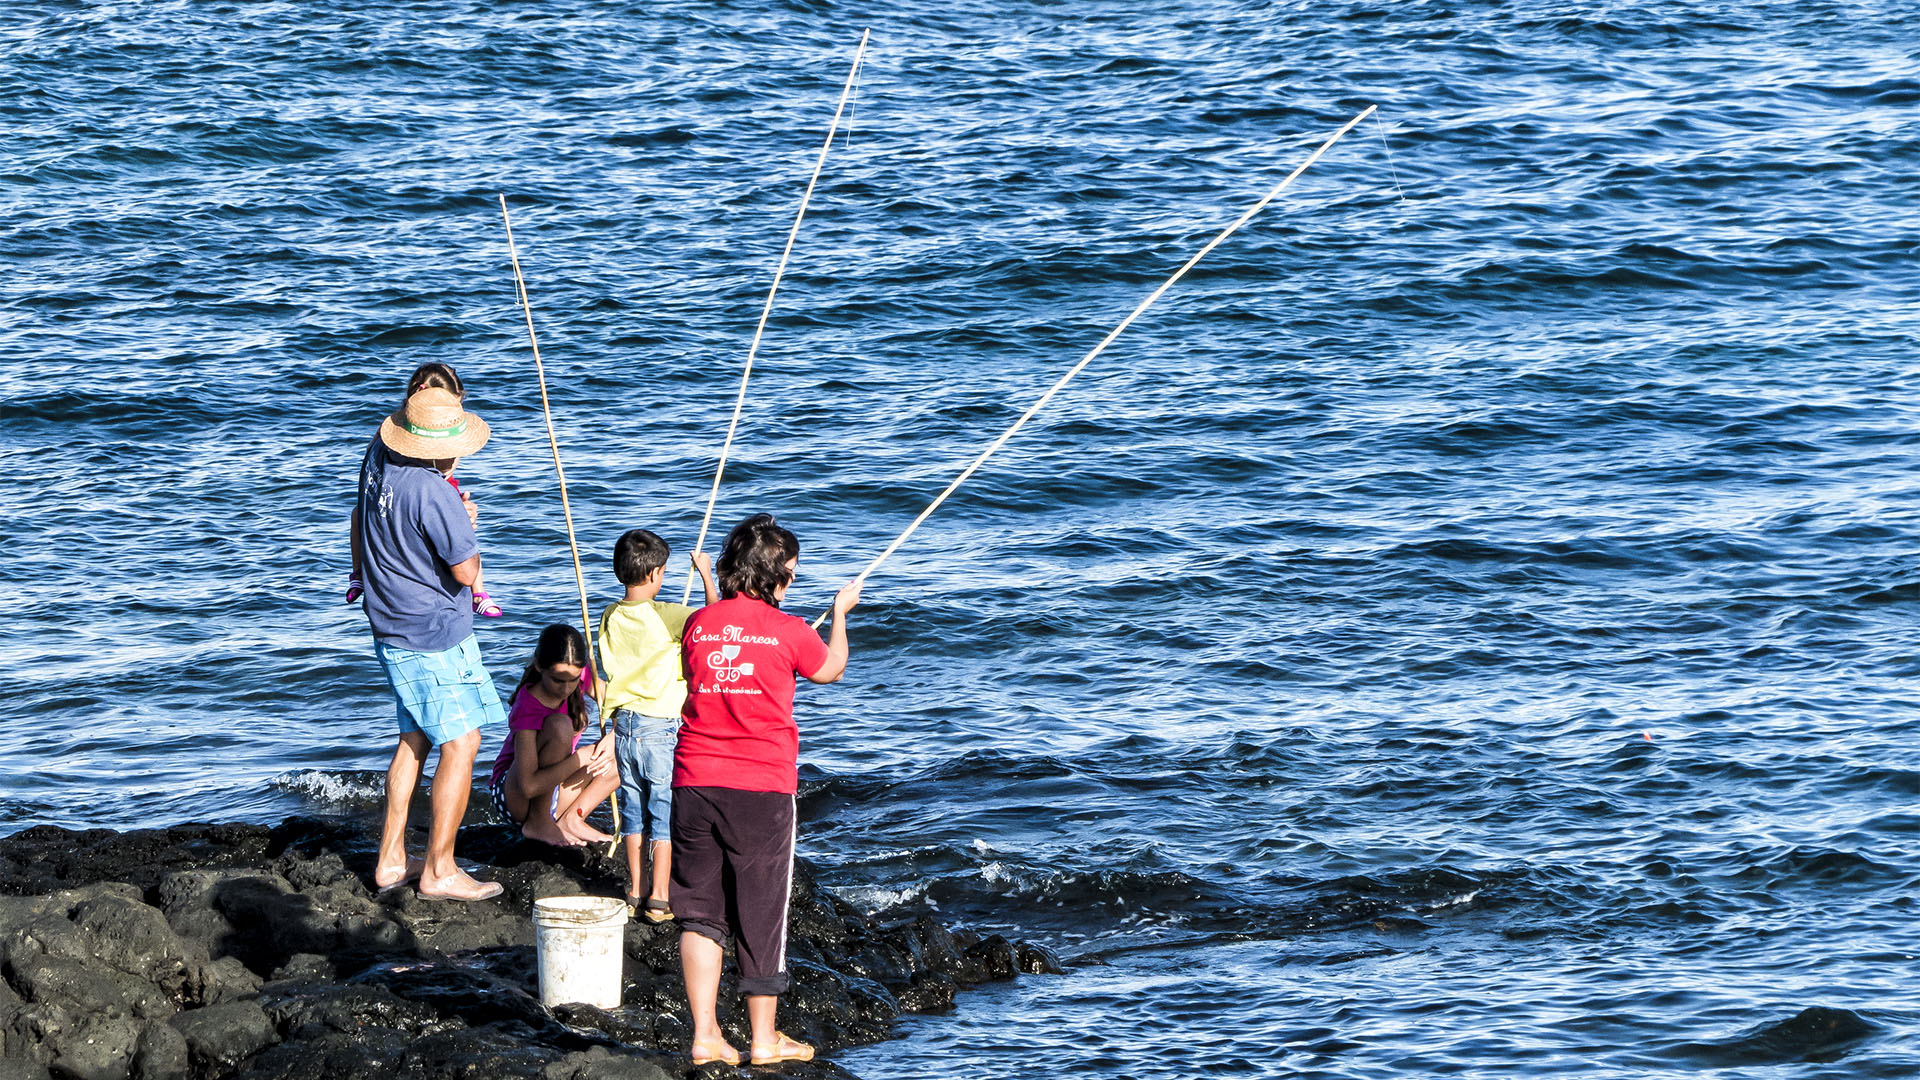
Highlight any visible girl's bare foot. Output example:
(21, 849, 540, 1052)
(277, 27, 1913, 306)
(522, 816, 584, 848)
(417, 869, 504, 902)
(560, 816, 615, 845)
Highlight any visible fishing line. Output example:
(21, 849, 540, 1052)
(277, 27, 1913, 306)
(843, 44, 866, 150)
(811, 104, 1378, 629)
(682, 28, 873, 605)
(1372, 111, 1406, 203)
(499, 193, 622, 850)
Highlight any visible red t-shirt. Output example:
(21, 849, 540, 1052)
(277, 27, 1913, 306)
(674, 595, 829, 794)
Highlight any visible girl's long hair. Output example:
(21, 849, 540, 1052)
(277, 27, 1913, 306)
(510, 623, 590, 730)
(716, 513, 799, 605)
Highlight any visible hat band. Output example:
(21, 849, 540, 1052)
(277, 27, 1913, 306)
(404, 418, 467, 439)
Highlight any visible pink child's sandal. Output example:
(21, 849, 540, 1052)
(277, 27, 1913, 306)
(472, 591, 504, 618)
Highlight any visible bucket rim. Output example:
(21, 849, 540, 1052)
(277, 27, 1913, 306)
(532, 894, 631, 928)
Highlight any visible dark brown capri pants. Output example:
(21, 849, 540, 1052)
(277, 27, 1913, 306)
(669, 785, 796, 997)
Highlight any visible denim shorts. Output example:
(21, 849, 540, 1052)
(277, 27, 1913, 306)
(614, 707, 677, 840)
(375, 634, 504, 746)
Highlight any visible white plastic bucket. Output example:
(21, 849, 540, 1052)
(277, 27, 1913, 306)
(532, 895, 629, 1008)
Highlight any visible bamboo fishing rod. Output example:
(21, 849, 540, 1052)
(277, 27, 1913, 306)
(812, 104, 1378, 629)
(499, 193, 622, 849)
(682, 27, 872, 605)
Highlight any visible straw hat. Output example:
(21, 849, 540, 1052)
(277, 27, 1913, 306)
(378, 387, 491, 460)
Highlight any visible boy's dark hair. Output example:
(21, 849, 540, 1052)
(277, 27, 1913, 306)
(614, 529, 670, 586)
(717, 513, 798, 605)
(510, 623, 590, 730)
(406, 362, 464, 400)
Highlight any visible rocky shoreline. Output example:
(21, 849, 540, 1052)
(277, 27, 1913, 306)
(0, 818, 1059, 1080)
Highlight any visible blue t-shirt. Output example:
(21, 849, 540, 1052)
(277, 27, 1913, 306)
(356, 439, 478, 652)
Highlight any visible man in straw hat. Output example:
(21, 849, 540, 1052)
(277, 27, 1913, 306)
(356, 386, 505, 901)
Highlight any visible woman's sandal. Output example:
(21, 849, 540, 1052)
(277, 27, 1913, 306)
(749, 1032, 814, 1065)
(472, 591, 503, 618)
(690, 1038, 741, 1067)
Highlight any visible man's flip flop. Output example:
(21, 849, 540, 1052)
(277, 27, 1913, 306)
(749, 1032, 814, 1065)
(641, 898, 674, 924)
(373, 855, 425, 893)
(417, 875, 505, 902)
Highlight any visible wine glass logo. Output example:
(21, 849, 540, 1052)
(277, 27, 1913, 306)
(707, 641, 756, 683)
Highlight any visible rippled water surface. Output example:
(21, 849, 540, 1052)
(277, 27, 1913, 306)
(5, 1, 1920, 1075)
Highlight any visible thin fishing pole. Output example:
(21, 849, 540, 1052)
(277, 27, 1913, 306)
(499, 193, 621, 847)
(682, 27, 873, 605)
(812, 104, 1378, 629)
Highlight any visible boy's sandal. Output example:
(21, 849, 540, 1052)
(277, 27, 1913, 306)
(641, 898, 674, 924)
(690, 1038, 741, 1067)
(749, 1032, 814, 1065)
(472, 591, 503, 617)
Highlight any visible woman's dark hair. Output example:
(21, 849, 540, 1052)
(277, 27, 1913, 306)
(716, 513, 798, 605)
(613, 529, 670, 587)
(406, 362, 464, 400)
(510, 623, 590, 731)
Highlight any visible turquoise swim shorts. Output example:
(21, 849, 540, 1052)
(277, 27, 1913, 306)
(374, 634, 505, 746)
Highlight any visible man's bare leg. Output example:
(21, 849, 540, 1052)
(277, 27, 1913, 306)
(417, 729, 500, 900)
(375, 733, 430, 887)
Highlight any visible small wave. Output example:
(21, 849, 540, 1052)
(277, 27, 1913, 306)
(0, 797, 55, 829)
(363, 324, 467, 347)
(1309, 866, 1494, 923)
(913, 749, 1077, 784)
(605, 125, 698, 147)
(1795, 78, 1920, 106)
(833, 880, 935, 913)
(270, 769, 388, 808)
(973, 862, 1213, 922)
(0, 388, 222, 429)
(1665, 1006, 1879, 1066)
(1734, 846, 1902, 891)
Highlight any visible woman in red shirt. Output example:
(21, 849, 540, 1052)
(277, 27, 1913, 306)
(672, 514, 861, 1067)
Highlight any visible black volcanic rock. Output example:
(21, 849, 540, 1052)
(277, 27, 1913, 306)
(0, 818, 1055, 1079)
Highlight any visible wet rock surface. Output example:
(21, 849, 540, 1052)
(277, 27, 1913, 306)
(0, 818, 1060, 1079)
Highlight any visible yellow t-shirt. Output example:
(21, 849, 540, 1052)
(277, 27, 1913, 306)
(598, 599, 697, 719)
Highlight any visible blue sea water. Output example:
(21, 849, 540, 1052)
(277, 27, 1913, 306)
(4, 0, 1920, 1075)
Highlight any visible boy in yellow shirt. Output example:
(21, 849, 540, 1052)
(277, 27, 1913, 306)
(601, 529, 718, 919)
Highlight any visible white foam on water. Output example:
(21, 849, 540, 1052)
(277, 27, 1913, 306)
(833, 881, 933, 912)
(271, 769, 386, 806)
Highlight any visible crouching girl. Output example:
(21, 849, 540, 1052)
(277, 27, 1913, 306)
(487, 624, 618, 847)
